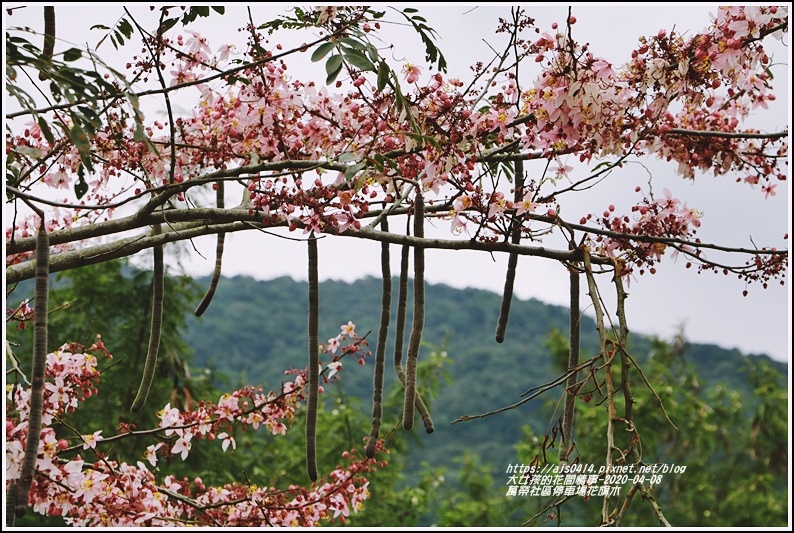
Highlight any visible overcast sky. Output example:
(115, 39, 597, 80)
(3, 4, 791, 363)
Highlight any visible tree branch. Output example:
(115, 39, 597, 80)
(665, 128, 788, 140)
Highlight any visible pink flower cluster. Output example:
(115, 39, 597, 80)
(583, 187, 704, 278)
(5, 6, 787, 284)
(6, 325, 382, 526)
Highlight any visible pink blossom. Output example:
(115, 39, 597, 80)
(326, 335, 341, 353)
(402, 63, 422, 84)
(43, 170, 70, 189)
(340, 321, 356, 337)
(327, 361, 342, 379)
(82, 430, 103, 450)
(216, 393, 240, 421)
(217, 432, 237, 452)
(144, 443, 164, 466)
(450, 213, 469, 236)
(158, 403, 182, 435)
(762, 183, 777, 199)
(488, 192, 507, 219)
(217, 44, 236, 62)
(515, 192, 539, 216)
(679, 205, 703, 228)
(453, 195, 472, 212)
(73, 470, 110, 504)
(171, 433, 193, 460)
(553, 158, 574, 182)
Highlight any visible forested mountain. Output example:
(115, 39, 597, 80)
(183, 274, 786, 483)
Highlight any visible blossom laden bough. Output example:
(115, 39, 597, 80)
(5, 328, 378, 526)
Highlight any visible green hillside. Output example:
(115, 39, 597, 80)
(183, 274, 786, 481)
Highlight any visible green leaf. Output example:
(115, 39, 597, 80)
(337, 152, 359, 164)
(49, 80, 62, 102)
(343, 47, 375, 72)
(74, 178, 88, 200)
(15, 146, 44, 159)
(8, 36, 32, 45)
(7, 167, 21, 190)
(69, 126, 94, 171)
(339, 37, 367, 51)
(371, 154, 386, 173)
(133, 122, 145, 142)
(325, 54, 344, 84)
(311, 42, 336, 62)
(591, 160, 614, 172)
(325, 54, 343, 76)
(159, 18, 178, 33)
(377, 61, 389, 92)
(37, 118, 55, 145)
(345, 161, 367, 181)
(212, 6, 225, 15)
(63, 48, 82, 62)
(354, 172, 369, 192)
(74, 166, 88, 200)
(118, 18, 134, 39)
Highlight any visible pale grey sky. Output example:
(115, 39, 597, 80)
(4, 4, 791, 363)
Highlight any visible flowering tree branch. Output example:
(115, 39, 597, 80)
(5, 4, 789, 526)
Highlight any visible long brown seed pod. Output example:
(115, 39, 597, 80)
(393, 237, 434, 434)
(15, 219, 49, 517)
(7, 481, 18, 525)
(403, 193, 425, 431)
(195, 182, 226, 317)
(306, 233, 319, 481)
(559, 266, 581, 465)
(366, 219, 391, 458)
(131, 228, 164, 414)
(43, 7, 55, 58)
(393, 239, 410, 375)
(495, 159, 525, 343)
(38, 7, 55, 81)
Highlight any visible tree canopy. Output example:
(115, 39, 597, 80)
(4, 4, 789, 527)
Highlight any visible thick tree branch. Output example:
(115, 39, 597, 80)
(665, 128, 788, 139)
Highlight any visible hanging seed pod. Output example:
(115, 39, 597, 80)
(366, 219, 391, 458)
(131, 228, 164, 414)
(394, 239, 435, 434)
(195, 182, 226, 317)
(403, 193, 425, 431)
(394, 235, 434, 433)
(43, 7, 55, 58)
(560, 266, 581, 464)
(495, 159, 525, 343)
(38, 7, 55, 81)
(7, 481, 18, 525)
(16, 220, 49, 517)
(306, 233, 319, 481)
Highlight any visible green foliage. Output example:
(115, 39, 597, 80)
(5, 25, 152, 186)
(433, 451, 524, 526)
(517, 334, 788, 527)
(183, 275, 786, 521)
(398, 8, 447, 72)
